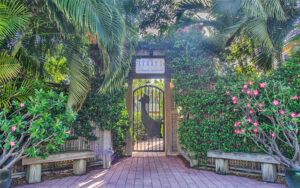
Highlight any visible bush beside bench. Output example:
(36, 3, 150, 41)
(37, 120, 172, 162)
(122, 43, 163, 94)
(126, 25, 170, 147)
(207, 150, 281, 182)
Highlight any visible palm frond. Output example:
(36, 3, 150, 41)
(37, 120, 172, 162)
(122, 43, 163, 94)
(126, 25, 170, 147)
(100, 39, 136, 93)
(241, 0, 267, 19)
(0, 79, 34, 109)
(222, 16, 248, 46)
(264, 0, 286, 20)
(50, 0, 126, 48)
(254, 51, 274, 70)
(245, 19, 274, 51)
(0, 0, 31, 45)
(176, 0, 212, 19)
(0, 53, 21, 83)
(63, 40, 93, 110)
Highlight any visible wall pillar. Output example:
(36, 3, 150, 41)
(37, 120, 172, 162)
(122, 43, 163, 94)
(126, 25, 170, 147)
(125, 79, 133, 156)
(164, 77, 172, 155)
(102, 130, 112, 168)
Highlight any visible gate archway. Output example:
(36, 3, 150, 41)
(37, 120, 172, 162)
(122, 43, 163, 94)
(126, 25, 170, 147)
(133, 85, 165, 152)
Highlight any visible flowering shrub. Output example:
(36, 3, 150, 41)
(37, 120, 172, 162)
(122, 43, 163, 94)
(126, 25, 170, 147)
(167, 31, 260, 159)
(228, 80, 300, 168)
(0, 89, 76, 170)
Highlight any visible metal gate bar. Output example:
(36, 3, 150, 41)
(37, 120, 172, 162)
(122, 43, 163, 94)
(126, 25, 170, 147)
(133, 85, 165, 152)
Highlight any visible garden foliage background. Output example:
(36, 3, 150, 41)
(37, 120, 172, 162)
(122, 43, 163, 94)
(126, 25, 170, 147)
(157, 28, 300, 161)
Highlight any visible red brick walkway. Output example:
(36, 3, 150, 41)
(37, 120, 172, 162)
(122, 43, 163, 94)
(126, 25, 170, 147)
(18, 152, 286, 188)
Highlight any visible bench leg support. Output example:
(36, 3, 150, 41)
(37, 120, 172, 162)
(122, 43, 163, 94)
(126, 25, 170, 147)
(215, 159, 229, 175)
(261, 163, 277, 182)
(73, 159, 87, 175)
(26, 164, 42, 184)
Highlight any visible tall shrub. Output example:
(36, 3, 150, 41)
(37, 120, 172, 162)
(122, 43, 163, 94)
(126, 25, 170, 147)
(72, 78, 129, 156)
(168, 30, 259, 159)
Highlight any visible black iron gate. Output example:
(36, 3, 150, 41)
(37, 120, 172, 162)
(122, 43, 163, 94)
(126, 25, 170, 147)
(133, 85, 165, 152)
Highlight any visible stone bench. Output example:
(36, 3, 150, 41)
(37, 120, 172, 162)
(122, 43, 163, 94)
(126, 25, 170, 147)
(22, 151, 94, 184)
(207, 150, 281, 182)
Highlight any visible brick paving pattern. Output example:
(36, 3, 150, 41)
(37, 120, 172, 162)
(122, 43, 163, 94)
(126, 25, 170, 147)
(18, 152, 286, 188)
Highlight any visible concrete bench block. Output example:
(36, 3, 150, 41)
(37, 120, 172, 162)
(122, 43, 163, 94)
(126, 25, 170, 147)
(26, 164, 42, 184)
(261, 163, 277, 182)
(215, 158, 229, 175)
(73, 159, 87, 175)
(103, 153, 112, 169)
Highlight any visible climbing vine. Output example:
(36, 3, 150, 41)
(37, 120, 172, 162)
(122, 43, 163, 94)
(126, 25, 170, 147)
(72, 77, 129, 156)
(167, 29, 260, 159)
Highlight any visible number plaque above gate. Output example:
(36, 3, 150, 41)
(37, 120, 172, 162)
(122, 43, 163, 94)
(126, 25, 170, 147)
(135, 58, 165, 74)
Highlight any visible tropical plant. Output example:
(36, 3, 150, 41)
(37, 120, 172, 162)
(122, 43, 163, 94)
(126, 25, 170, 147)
(0, 89, 76, 170)
(0, 0, 132, 110)
(0, 0, 31, 46)
(0, 53, 35, 109)
(176, 0, 299, 69)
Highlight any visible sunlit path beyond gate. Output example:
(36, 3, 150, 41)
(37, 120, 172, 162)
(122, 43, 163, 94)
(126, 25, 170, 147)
(19, 152, 286, 188)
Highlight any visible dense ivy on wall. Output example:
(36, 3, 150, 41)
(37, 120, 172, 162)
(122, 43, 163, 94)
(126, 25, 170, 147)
(167, 30, 260, 159)
(72, 77, 129, 156)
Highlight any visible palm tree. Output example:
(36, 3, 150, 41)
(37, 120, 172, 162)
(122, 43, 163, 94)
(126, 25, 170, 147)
(0, 0, 131, 110)
(176, 0, 299, 69)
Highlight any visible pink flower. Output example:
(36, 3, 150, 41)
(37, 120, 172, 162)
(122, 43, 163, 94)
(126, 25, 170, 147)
(9, 141, 15, 147)
(233, 108, 237, 112)
(232, 96, 237, 101)
(19, 103, 24, 108)
(249, 81, 253, 85)
(259, 83, 266, 88)
(248, 118, 252, 123)
(234, 122, 240, 127)
(273, 100, 279, 106)
(297, 113, 300, 117)
(258, 103, 264, 108)
(293, 95, 298, 100)
(291, 121, 295, 124)
(253, 129, 258, 133)
(280, 110, 285, 115)
(249, 110, 254, 114)
(253, 90, 259, 96)
(291, 112, 296, 118)
(226, 91, 230, 95)
(244, 115, 247, 118)
(11, 126, 17, 132)
(271, 133, 275, 138)
(234, 129, 240, 134)
(67, 130, 71, 134)
(243, 84, 248, 89)
(253, 122, 258, 127)
(246, 90, 252, 95)
(246, 103, 251, 108)
(241, 89, 245, 93)
(233, 100, 237, 104)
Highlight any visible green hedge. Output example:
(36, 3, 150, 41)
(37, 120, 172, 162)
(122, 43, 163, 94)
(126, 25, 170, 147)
(167, 29, 300, 160)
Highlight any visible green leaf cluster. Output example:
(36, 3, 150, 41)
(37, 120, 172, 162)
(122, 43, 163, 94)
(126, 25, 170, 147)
(72, 82, 129, 156)
(167, 31, 260, 160)
(0, 89, 76, 170)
